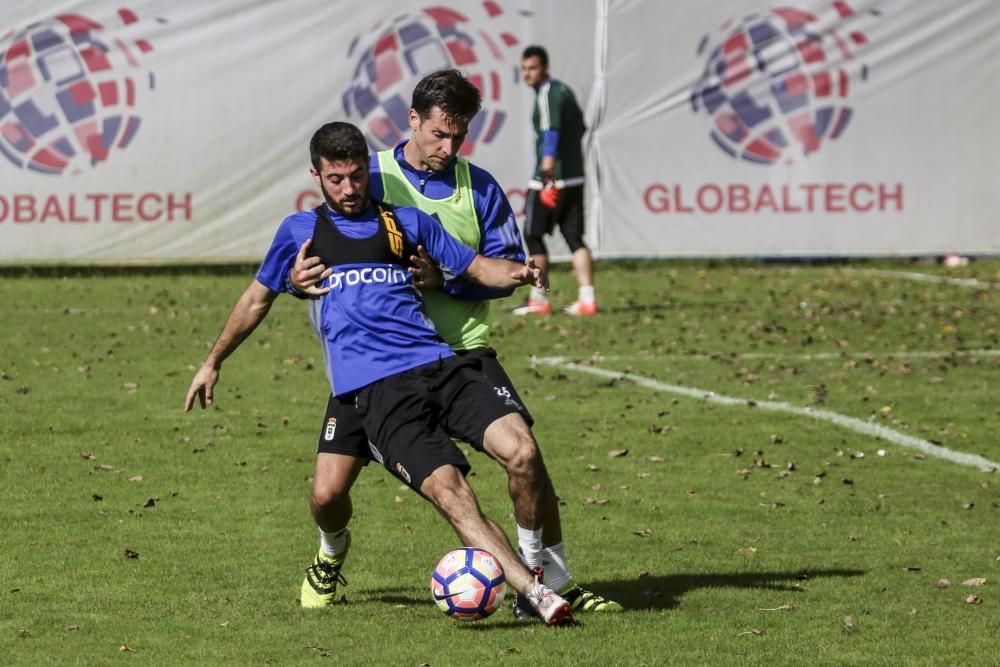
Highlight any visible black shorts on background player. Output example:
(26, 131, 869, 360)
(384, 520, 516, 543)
(524, 185, 586, 255)
(355, 355, 524, 492)
(315, 347, 533, 457)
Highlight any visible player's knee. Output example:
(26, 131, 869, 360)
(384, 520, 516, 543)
(311, 479, 349, 509)
(503, 432, 544, 480)
(422, 465, 476, 513)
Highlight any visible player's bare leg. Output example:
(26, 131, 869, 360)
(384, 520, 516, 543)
(565, 247, 597, 316)
(301, 453, 366, 608)
(420, 464, 575, 625)
(310, 453, 366, 533)
(481, 413, 562, 545)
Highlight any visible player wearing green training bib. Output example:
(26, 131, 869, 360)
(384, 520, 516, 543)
(289, 70, 622, 617)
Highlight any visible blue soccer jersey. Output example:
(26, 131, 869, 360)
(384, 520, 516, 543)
(256, 202, 476, 396)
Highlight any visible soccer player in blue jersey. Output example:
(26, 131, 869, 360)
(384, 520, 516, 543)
(289, 70, 622, 618)
(184, 121, 576, 626)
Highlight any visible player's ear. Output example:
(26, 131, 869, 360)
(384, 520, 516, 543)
(408, 108, 420, 132)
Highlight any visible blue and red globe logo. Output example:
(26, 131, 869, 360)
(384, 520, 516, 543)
(0, 9, 160, 175)
(342, 2, 519, 156)
(691, 2, 876, 165)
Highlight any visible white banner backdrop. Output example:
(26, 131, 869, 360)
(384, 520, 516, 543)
(590, 0, 1000, 257)
(0, 0, 594, 263)
(1, 0, 997, 262)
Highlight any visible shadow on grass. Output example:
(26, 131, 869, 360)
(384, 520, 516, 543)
(582, 568, 866, 611)
(362, 567, 864, 618)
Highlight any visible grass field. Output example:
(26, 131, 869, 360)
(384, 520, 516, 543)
(1, 259, 998, 665)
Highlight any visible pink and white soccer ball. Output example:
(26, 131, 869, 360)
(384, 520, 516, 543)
(430, 547, 506, 620)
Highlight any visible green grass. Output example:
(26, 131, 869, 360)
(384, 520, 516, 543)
(1, 259, 998, 665)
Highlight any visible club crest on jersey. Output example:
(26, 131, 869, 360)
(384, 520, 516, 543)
(324, 417, 337, 441)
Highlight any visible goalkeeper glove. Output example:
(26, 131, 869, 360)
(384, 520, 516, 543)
(539, 170, 560, 209)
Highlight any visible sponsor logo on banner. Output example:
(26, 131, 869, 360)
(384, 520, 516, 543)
(645, 2, 901, 216)
(298, 2, 525, 213)
(0, 9, 163, 175)
(0, 9, 193, 226)
(342, 2, 519, 155)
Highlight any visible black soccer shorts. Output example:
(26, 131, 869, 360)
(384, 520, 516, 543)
(354, 355, 526, 492)
(524, 184, 587, 254)
(314, 347, 532, 456)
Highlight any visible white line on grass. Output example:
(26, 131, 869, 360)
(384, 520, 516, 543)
(569, 349, 1000, 363)
(852, 269, 998, 290)
(533, 356, 1000, 472)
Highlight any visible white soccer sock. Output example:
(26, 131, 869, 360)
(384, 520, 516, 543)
(578, 285, 595, 304)
(530, 286, 549, 304)
(539, 542, 572, 592)
(517, 524, 543, 568)
(319, 527, 349, 559)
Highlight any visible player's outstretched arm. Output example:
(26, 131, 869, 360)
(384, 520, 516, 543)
(289, 239, 333, 297)
(184, 280, 277, 411)
(463, 254, 548, 291)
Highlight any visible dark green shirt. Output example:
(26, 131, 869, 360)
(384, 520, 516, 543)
(531, 78, 586, 186)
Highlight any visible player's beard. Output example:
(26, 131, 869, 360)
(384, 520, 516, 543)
(323, 183, 369, 217)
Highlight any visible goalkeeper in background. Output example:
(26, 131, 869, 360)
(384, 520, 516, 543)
(515, 45, 596, 316)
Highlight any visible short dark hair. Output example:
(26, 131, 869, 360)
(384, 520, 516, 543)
(521, 45, 549, 67)
(309, 122, 368, 170)
(410, 69, 482, 126)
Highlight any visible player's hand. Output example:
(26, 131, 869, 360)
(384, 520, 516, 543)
(408, 245, 444, 289)
(184, 364, 220, 412)
(511, 257, 548, 290)
(290, 238, 332, 296)
(540, 169, 560, 209)
(539, 186, 560, 209)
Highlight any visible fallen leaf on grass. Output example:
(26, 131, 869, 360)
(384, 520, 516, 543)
(646, 455, 664, 462)
(842, 615, 856, 632)
(632, 528, 653, 538)
(65, 625, 79, 632)
(586, 464, 600, 471)
(760, 604, 793, 611)
(965, 595, 982, 605)
(582, 497, 609, 505)
(143, 498, 157, 508)
(506, 648, 522, 654)
(128, 475, 143, 482)
(96, 464, 115, 472)
(736, 629, 764, 637)
(119, 644, 136, 652)
(80, 452, 95, 460)
(935, 578, 951, 588)
(962, 578, 986, 587)
(123, 549, 140, 559)
(739, 546, 758, 556)
(608, 449, 628, 458)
